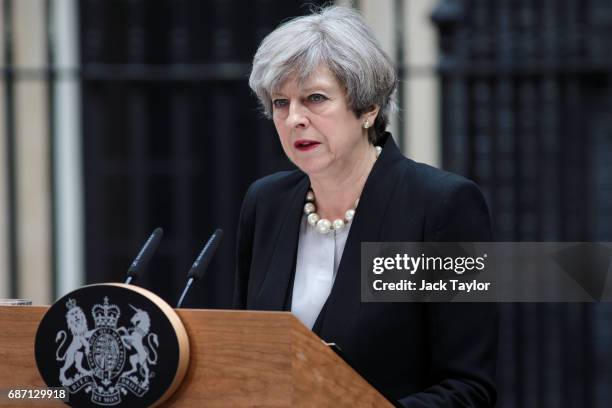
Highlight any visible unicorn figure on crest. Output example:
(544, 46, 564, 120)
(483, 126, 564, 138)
(118, 305, 159, 387)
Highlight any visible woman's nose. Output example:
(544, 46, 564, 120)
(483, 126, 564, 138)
(286, 101, 308, 128)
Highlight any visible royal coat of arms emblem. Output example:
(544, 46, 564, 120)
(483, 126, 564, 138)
(54, 297, 159, 406)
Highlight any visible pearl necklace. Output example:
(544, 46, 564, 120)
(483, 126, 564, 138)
(303, 146, 382, 235)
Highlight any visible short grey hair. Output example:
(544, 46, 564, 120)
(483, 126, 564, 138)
(249, 5, 397, 144)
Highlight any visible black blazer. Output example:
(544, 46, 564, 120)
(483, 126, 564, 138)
(234, 133, 497, 407)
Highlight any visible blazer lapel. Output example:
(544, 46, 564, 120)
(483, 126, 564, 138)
(254, 175, 310, 311)
(313, 134, 406, 336)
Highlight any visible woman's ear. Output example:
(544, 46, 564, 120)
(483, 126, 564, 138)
(361, 105, 380, 128)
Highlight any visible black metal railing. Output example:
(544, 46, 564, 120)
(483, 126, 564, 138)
(432, 0, 612, 406)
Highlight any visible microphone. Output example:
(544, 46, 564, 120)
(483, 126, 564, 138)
(124, 227, 164, 284)
(176, 228, 223, 308)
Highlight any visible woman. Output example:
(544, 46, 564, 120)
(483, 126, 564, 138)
(234, 6, 497, 407)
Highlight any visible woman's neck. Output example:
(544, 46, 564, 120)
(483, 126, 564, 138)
(308, 143, 377, 221)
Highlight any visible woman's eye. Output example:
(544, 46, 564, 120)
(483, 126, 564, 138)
(308, 94, 327, 103)
(273, 99, 289, 108)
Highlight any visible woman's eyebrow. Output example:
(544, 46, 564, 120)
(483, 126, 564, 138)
(301, 82, 334, 93)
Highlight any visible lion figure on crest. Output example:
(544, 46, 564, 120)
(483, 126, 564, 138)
(55, 299, 92, 385)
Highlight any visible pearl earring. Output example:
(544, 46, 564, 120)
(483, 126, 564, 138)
(363, 120, 370, 129)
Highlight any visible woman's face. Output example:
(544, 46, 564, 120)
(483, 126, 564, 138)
(271, 65, 373, 178)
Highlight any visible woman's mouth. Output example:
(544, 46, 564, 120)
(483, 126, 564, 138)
(294, 140, 321, 151)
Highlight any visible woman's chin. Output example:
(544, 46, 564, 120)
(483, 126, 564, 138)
(293, 158, 330, 177)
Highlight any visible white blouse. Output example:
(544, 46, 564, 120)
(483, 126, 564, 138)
(291, 214, 351, 329)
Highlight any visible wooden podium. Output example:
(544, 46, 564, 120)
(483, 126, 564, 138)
(0, 306, 393, 407)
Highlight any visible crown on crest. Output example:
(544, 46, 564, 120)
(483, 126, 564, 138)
(65, 298, 78, 310)
(92, 296, 120, 328)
